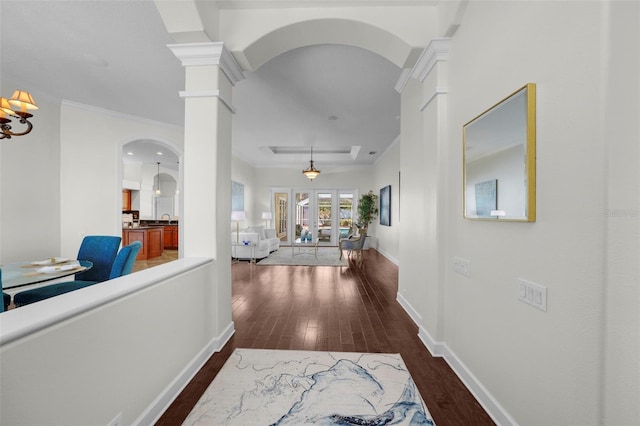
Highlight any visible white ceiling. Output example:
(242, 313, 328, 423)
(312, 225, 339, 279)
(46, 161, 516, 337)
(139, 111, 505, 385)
(1, 1, 403, 173)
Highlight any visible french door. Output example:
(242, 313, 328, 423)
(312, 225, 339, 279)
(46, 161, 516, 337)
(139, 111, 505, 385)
(273, 189, 356, 245)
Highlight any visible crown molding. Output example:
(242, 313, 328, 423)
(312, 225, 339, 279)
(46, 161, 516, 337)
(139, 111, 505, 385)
(168, 42, 245, 85)
(411, 38, 450, 83)
(60, 100, 182, 130)
(179, 89, 236, 114)
(394, 68, 413, 93)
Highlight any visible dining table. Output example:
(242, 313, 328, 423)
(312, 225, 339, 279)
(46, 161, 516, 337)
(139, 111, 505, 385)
(1, 258, 93, 292)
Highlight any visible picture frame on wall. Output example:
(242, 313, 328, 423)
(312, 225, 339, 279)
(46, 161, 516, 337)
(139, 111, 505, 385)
(474, 179, 497, 217)
(380, 185, 391, 226)
(232, 180, 244, 212)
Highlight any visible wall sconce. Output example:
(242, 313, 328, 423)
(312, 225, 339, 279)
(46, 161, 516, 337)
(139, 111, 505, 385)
(0, 90, 38, 139)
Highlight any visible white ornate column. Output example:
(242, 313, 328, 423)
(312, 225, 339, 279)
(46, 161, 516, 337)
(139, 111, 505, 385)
(169, 42, 244, 336)
(396, 38, 450, 348)
(416, 38, 449, 345)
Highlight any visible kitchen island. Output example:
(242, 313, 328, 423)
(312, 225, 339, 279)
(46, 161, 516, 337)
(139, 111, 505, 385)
(122, 226, 164, 260)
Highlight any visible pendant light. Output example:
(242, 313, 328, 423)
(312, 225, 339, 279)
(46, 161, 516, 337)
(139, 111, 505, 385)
(302, 146, 321, 180)
(155, 162, 162, 196)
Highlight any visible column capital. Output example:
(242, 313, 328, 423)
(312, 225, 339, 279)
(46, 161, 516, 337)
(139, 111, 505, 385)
(411, 38, 450, 83)
(168, 42, 244, 85)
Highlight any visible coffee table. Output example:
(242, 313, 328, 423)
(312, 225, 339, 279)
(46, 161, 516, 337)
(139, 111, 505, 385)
(291, 238, 318, 258)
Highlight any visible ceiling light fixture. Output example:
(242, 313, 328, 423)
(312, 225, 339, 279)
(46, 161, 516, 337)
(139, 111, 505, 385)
(0, 90, 38, 139)
(302, 146, 321, 180)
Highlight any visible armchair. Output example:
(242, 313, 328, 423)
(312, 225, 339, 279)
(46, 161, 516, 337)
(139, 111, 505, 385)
(339, 229, 367, 263)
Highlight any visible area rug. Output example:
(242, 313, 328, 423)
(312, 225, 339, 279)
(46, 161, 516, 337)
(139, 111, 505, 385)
(182, 348, 435, 426)
(257, 247, 348, 267)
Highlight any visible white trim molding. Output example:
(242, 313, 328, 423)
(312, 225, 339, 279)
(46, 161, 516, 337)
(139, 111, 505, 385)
(136, 321, 235, 425)
(168, 42, 245, 86)
(411, 38, 451, 83)
(397, 295, 518, 426)
(396, 292, 423, 325)
(394, 68, 413, 93)
(419, 86, 449, 112)
(179, 89, 237, 114)
(60, 99, 182, 130)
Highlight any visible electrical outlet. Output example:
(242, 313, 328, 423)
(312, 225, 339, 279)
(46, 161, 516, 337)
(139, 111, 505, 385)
(453, 257, 470, 277)
(518, 278, 547, 311)
(107, 412, 122, 426)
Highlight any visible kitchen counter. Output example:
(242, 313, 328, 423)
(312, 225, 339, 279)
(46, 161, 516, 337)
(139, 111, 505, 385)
(140, 220, 179, 226)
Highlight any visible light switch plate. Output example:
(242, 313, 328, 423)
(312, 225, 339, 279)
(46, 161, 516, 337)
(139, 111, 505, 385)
(518, 278, 547, 311)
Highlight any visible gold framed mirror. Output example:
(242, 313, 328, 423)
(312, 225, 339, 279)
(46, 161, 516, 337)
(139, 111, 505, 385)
(463, 83, 536, 222)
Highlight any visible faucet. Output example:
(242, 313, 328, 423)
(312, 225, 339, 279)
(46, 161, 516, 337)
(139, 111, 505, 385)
(160, 214, 171, 221)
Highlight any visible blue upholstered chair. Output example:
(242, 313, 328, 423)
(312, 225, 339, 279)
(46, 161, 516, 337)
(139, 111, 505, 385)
(13, 235, 126, 307)
(73, 235, 122, 282)
(107, 241, 142, 279)
(1, 270, 10, 312)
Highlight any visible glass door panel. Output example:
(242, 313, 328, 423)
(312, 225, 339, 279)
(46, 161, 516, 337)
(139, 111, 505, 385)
(294, 191, 310, 241)
(274, 188, 356, 245)
(339, 192, 355, 239)
(274, 192, 288, 241)
(317, 192, 333, 244)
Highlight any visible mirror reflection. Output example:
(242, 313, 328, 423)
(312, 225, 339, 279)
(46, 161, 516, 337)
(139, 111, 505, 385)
(463, 83, 536, 221)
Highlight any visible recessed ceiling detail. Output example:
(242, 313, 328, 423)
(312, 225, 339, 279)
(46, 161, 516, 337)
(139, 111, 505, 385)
(266, 146, 352, 155)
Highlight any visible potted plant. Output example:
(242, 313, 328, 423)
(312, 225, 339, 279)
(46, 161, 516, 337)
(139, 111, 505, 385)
(356, 190, 379, 232)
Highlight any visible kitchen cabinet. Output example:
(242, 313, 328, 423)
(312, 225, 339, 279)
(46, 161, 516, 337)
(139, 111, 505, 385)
(122, 189, 132, 211)
(122, 227, 164, 260)
(163, 225, 179, 250)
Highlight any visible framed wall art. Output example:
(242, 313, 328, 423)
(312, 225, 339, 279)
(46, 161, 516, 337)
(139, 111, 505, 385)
(380, 185, 391, 226)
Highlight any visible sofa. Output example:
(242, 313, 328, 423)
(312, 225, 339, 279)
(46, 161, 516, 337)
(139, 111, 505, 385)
(231, 225, 280, 261)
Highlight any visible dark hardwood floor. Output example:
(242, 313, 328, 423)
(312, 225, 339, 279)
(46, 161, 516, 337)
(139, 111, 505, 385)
(156, 249, 495, 425)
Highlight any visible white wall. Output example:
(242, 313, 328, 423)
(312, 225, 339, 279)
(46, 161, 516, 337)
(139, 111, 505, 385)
(602, 2, 639, 424)
(59, 101, 183, 256)
(231, 155, 257, 228)
(372, 138, 401, 263)
(0, 88, 61, 263)
(0, 259, 227, 425)
(434, 1, 637, 424)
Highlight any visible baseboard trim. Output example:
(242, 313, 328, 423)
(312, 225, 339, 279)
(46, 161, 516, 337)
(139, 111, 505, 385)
(375, 248, 399, 265)
(399, 297, 516, 426)
(135, 321, 236, 425)
(436, 337, 517, 426)
(396, 292, 423, 326)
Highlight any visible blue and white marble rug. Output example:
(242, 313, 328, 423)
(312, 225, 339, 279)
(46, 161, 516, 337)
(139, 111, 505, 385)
(183, 348, 435, 426)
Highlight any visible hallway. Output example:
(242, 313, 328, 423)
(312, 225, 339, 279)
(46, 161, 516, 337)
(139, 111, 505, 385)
(157, 250, 494, 425)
